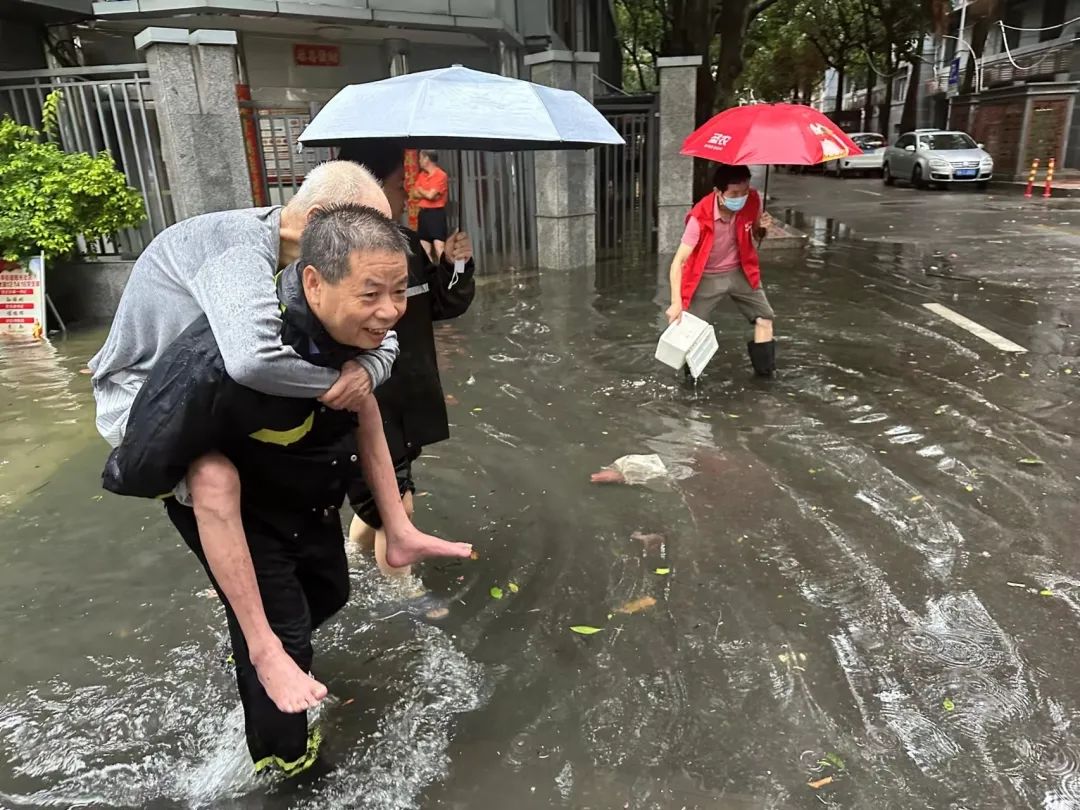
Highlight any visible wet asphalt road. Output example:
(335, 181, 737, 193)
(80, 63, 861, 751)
(0, 174, 1078, 809)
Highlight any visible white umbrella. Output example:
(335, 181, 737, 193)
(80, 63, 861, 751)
(298, 65, 624, 151)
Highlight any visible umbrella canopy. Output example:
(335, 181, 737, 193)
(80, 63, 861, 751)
(680, 103, 863, 165)
(298, 65, 624, 152)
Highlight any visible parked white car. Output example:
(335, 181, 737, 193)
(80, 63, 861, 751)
(823, 132, 886, 177)
(882, 129, 994, 190)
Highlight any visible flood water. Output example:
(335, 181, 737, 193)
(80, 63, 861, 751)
(1, 222, 1079, 808)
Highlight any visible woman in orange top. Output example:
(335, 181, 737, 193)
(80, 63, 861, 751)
(411, 150, 450, 260)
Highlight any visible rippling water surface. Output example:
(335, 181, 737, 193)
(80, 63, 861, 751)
(1, 226, 1078, 808)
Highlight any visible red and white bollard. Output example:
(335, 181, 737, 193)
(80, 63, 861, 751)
(1043, 157, 1056, 198)
(1024, 158, 1040, 198)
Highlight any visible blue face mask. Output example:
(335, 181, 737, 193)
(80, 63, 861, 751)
(721, 193, 749, 213)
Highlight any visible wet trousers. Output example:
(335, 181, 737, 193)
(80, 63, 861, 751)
(165, 499, 350, 769)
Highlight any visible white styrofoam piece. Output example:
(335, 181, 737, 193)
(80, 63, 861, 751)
(655, 312, 718, 377)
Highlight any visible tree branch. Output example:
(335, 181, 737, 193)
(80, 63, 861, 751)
(750, 0, 782, 21)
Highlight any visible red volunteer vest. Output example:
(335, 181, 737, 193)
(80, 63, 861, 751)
(680, 189, 763, 309)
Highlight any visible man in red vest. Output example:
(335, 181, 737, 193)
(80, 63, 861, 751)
(665, 163, 776, 376)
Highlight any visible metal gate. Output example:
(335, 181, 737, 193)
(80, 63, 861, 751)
(594, 93, 658, 255)
(0, 63, 175, 257)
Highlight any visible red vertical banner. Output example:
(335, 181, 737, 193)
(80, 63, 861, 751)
(403, 148, 420, 231)
(236, 84, 269, 207)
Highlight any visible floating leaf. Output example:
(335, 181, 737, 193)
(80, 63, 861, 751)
(472, 407, 483, 413)
(943, 697, 955, 712)
(615, 595, 657, 615)
(965, 485, 974, 492)
(1018, 457, 1045, 466)
(909, 495, 924, 503)
(508, 582, 519, 594)
(470, 550, 480, 560)
(570, 625, 603, 635)
(820, 752, 845, 770)
(808, 776, 834, 790)
(1040, 588, 1054, 597)
(654, 568, 671, 575)
(489, 586, 503, 600)
(342, 698, 355, 707)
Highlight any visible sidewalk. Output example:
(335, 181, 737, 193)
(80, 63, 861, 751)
(998, 176, 1080, 198)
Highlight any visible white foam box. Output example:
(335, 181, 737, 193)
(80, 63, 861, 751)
(655, 312, 719, 378)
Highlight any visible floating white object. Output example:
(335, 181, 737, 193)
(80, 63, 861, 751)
(610, 454, 669, 485)
(655, 312, 719, 378)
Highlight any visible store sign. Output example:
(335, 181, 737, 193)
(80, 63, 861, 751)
(294, 44, 341, 67)
(0, 254, 46, 339)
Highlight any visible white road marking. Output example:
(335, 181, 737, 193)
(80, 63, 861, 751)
(922, 303, 1028, 353)
(853, 189, 883, 197)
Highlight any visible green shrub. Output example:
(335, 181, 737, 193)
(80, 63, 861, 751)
(0, 90, 146, 261)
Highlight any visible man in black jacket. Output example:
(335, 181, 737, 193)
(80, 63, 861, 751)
(102, 204, 471, 775)
(338, 142, 476, 577)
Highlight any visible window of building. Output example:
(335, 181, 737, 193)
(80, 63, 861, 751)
(1040, 0, 1067, 41)
(1002, 0, 1024, 49)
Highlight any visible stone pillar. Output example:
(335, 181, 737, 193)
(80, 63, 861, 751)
(656, 56, 702, 257)
(524, 50, 599, 270)
(136, 27, 253, 221)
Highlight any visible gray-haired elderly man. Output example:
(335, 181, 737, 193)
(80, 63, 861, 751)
(89, 162, 471, 724)
(102, 203, 468, 775)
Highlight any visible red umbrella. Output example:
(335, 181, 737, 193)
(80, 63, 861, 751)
(680, 103, 863, 165)
(680, 103, 863, 203)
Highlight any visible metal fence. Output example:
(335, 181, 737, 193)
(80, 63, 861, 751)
(0, 63, 175, 257)
(450, 150, 536, 269)
(594, 93, 658, 255)
(245, 103, 536, 269)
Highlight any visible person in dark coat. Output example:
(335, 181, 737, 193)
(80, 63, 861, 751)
(337, 141, 476, 577)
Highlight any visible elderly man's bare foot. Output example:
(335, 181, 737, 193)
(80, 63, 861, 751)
(250, 643, 327, 714)
(384, 525, 472, 569)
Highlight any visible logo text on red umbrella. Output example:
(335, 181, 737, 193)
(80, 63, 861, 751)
(706, 133, 732, 148)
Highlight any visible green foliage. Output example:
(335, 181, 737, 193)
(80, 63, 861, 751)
(613, 0, 665, 91)
(739, 0, 826, 102)
(0, 90, 146, 261)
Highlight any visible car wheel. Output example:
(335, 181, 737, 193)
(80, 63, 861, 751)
(911, 164, 925, 189)
(883, 163, 895, 186)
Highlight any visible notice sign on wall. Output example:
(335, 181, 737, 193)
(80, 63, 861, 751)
(0, 255, 46, 339)
(294, 44, 340, 67)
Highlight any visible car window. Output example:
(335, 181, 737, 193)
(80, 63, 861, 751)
(853, 134, 885, 150)
(895, 134, 913, 149)
(923, 132, 977, 150)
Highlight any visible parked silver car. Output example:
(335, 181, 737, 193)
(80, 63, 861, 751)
(882, 129, 994, 190)
(823, 132, 886, 177)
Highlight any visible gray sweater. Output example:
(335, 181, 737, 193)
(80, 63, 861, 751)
(89, 206, 398, 436)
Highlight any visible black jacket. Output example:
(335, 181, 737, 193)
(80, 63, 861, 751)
(376, 227, 475, 462)
(101, 262, 363, 512)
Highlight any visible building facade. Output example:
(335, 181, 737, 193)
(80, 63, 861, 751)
(817, 0, 1080, 178)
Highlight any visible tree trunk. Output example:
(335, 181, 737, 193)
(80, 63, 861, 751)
(833, 65, 845, 116)
(879, 66, 895, 137)
(712, 0, 755, 113)
(863, 68, 875, 131)
(899, 37, 924, 133)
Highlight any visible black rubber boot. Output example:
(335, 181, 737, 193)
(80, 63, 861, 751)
(747, 340, 776, 377)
